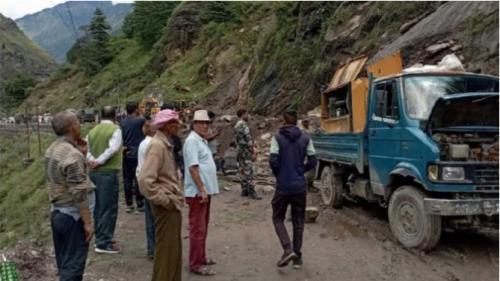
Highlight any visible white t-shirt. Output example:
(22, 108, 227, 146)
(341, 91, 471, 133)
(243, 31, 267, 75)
(136, 136, 152, 178)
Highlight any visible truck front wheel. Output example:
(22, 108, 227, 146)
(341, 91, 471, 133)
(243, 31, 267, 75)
(320, 166, 343, 208)
(388, 185, 442, 251)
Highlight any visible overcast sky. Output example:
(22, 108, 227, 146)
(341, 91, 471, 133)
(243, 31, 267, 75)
(0, 0, 133, 20)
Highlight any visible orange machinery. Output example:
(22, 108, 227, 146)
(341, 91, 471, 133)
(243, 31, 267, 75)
(139, 97, 161, 119)
(320, 52, 403, 133)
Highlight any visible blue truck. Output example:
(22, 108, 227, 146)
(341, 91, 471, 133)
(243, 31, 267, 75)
(312, 60, 499, 251)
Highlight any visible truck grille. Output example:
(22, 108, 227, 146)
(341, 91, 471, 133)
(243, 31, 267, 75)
(474, 167, 499, 185)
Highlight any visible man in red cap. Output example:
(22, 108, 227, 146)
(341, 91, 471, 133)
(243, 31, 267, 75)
(138, 109, 184, 281)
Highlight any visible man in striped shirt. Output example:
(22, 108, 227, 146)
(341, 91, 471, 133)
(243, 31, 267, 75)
(45, 111, 95, 281)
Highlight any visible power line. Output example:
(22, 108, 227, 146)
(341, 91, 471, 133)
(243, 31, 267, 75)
(64, 2, 79, 39)
(50, 0, 76, 40)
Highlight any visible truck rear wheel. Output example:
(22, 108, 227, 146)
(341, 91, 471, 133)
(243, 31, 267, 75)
(388, 185, 442, 251)
(320, 166, 343, 208)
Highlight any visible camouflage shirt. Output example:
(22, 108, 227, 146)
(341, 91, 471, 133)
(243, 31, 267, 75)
(234, 120, 253, 155)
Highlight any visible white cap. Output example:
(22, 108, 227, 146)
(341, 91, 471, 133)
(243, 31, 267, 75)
(193, 110, 210, 122)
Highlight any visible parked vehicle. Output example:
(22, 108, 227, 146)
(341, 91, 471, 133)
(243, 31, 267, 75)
(312, 52, 499, 251)
(79, 108, 99, 123)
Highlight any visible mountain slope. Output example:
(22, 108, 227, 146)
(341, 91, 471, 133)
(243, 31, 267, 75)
(23, 1, 499, 115)
(16, 1, 132, 63)
(0, 13, 56, 108)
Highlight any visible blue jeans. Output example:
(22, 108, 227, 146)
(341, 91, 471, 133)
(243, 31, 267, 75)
(51, 211, 88, 281)
(144, 199, 155, 256)
(90, 171, 119, 249)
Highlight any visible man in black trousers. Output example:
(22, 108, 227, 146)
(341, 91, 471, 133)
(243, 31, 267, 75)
(46, 111, 95, 280)
(120, 102, 145, 213)
(269, 109, 317, 269)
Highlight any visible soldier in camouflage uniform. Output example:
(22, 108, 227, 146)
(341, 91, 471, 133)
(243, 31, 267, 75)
(234, 109, 262, 200)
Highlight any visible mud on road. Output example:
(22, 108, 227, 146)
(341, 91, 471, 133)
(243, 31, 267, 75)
(9, 177, 499, 281)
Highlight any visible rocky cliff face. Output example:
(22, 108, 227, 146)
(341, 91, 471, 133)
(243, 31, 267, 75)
(0, 13, 56, 102)
(371, 1, 499, 74)
(150, 1, 498, 115)
(16, 1, 132, 63)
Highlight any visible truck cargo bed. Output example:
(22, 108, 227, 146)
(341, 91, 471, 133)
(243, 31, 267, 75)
(311, 133, 365, 173)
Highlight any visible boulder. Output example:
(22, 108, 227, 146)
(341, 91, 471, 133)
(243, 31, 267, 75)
(305, 206, 319, 223)
(221, 115, 236, 122)
(426, 42, 452, 54)
(256, 185, 275, 194)
(260, 133, 272, 140)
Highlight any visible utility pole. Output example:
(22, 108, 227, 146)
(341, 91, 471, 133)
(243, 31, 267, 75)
(37, 106, 42, 155)
(25, 104, 31, 161)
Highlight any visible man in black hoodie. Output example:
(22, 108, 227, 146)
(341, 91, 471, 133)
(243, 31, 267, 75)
(269, 109, 317, 269)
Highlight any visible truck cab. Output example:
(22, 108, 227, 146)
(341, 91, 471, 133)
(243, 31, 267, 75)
(312, 54, 499, 251)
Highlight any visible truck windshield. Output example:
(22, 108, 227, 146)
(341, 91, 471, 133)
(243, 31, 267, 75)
(403, 75, 499, 120)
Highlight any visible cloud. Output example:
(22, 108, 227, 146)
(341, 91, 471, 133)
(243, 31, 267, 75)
(112, 0, 134, 4)
(0, 0, 132, 20)
(0, 0, 66, 20)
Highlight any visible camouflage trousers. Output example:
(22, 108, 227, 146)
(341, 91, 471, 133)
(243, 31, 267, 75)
(239, 158, 255, 193)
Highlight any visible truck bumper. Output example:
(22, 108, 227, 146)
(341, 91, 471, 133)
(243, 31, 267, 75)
(424, 198, 499, 216)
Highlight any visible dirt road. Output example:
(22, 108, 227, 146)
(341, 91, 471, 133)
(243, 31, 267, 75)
(13, 177, 499, 281)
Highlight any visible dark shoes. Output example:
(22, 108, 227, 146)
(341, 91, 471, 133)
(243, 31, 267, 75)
(95, 243, 121, 254)
(125, 205, 134, 213)
(307, 185, 320, 193)
(277, 251, 303, 269)
(248, 192, 262, 200)
(240, 188, 263, 200)
(241, 190, 262, 200)
(292, 257, 303, 269)
(276, 251, 297, 267)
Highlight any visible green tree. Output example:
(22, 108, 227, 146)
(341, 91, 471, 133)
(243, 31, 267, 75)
(121, 2, 180, 49)
(2, 73, 35, 107)
(89, 8, 113, 66)
(202, 2, 242, 24)
(66, 34, 91, 64)
(66, 9, 114, 75)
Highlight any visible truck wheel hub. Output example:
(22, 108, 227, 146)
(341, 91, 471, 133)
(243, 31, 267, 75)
(400, 204, 418, 234)
(321, 177, 332, 202)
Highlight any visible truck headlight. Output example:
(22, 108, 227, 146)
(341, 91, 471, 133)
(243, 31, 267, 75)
(442, 167, 465, 181)
(428, 165, 438, 181)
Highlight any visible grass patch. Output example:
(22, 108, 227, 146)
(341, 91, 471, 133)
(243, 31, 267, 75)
(0, 133, 55, 248)
(0, 124, 94, 249)
(464, 8, 499, 36)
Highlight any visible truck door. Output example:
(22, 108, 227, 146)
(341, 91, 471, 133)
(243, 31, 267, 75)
(368, 79, 402, 193)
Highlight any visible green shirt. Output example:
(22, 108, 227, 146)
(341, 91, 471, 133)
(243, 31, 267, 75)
(87, 122, 122, 171)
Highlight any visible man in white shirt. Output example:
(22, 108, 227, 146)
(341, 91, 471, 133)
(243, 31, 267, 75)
(136, 119, 156, 259)
(86, 106, 123, 254)
(183, 110, 219, 276)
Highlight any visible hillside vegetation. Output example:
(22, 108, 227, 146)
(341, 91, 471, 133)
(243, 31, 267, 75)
(0, 132, 54, 248)
(0, 13, 56, 114)
(0, 125, 94, 248)
(22, 1, 498, 117)
(16, 1, 132, 63)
